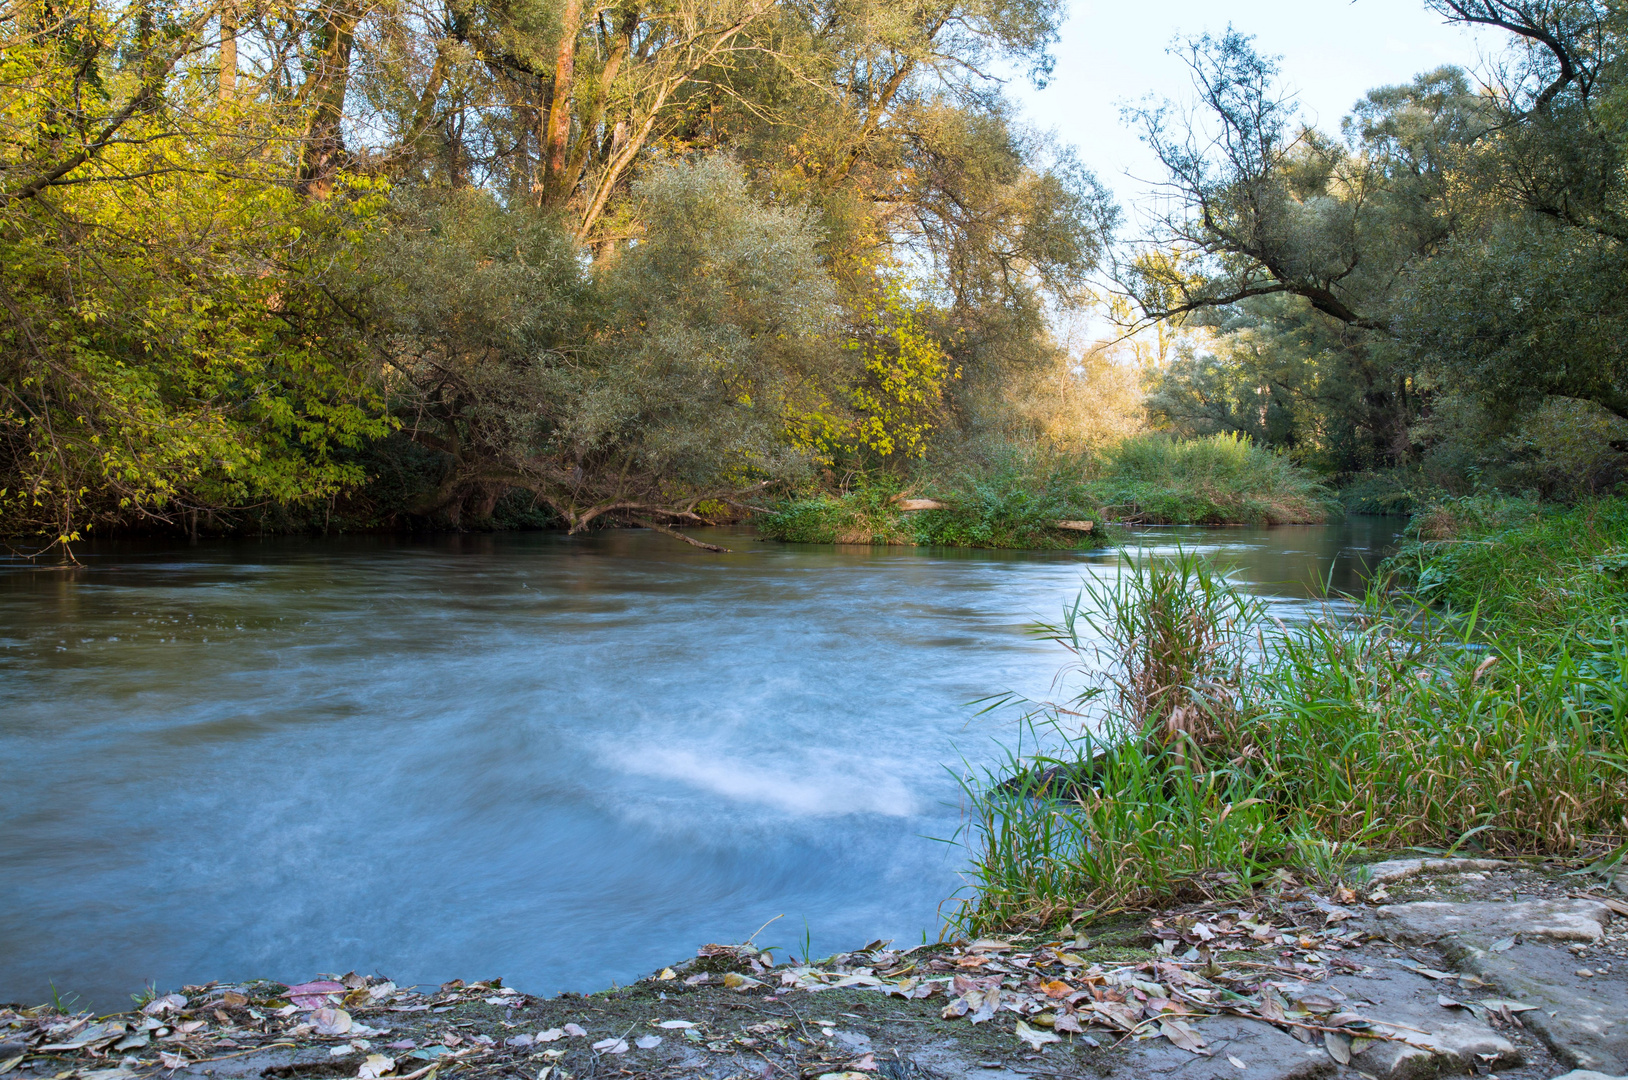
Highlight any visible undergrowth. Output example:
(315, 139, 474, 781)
(954, 544, 1628, 934)
(1089, 433, 1334, 526)
(755, 434, 1332, 550)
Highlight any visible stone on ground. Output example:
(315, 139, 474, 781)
(1452, 942, 1628, 1075)
(1361, 857, 1508, 885)
(1376, 899, 1611, 944)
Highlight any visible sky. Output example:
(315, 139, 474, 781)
(1008, 0, 1505, 219)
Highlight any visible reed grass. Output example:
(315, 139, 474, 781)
(1088, 433, 1334, 526)
(955, 547, 1628, 934)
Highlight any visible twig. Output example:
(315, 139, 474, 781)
(180, 1040, 298, 1063)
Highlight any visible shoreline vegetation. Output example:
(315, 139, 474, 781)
(958, 493, 1628, 933)
(754, 434, 1336, 551)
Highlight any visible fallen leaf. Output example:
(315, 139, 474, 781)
(0, 1058, 22, 1078)
(844, 1054, 877, 1071)
(143, 995, 188, 1018)
(563, 1024, 587, 1038)
(1325, 1031, 1352, 1065)
(657, 1021, 695, 1030)
(405, 1046, 451, 1061)
(221, 992, 248, 1008)
(1228, 1056, 1247, 1070)
(635, 1036, 662, 1050)
(1476, 1000, 1538, 1013)
(158, 1053, 187, 1071)
(1158, 1019, 1208, 1055)
(1438, 995, 1465, 1009)
(536, 1069, 552, 1080)
(1039, 981, 1073, 1000)
(39, 1023, 126, 1051)
(815, 1073, 870, 1080)
(1490, 937, 1517, 953)
(591, 1038, 628, 1055)
(1014, 1021, 1061, 1051)
(657, 969, 676, 981)
(312, 1009, 352, 1037)
(536, 1029, 564, 1042)
(357, 1054, 395, 1079)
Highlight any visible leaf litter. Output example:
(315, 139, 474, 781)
(0, 879, 1575, 1080)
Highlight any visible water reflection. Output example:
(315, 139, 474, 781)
(0, 520, 1399, 1010)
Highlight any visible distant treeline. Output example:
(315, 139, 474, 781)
(2, 1, 1622, 553)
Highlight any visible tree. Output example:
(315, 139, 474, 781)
(0, 0, 391, 549)
(361, 156, 844, 542)
(1125, 8, 1628, 475)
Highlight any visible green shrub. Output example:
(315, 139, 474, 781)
(754, 479, 915, 545)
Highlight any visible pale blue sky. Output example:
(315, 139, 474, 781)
(1011, 0, 1503, 214)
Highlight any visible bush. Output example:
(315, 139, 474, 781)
(756, 434, 1335, 549)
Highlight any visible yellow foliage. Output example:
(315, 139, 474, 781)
(788, 280, 959, 463)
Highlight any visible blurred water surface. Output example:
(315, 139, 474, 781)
(0, 519, 1399, 1010)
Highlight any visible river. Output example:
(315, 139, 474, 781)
(0, 519, 1399, 1011)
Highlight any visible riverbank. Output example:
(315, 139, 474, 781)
(6, 861, 1624, 1080)
(959, 494, 1628, 928)
(755, 435, 1334, 550)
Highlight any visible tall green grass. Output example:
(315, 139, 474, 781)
(956, 549, 1628, 933)
(1386, 495, 1628, 642)
(1087, 433, 1334, 525)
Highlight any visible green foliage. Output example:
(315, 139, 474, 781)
(1131, 14, 1628, 483)
(754, 478, 917, 545)
(1400, 220, 1628, 423)
(1087, 433, 1334, 525)
(756, 444, 1106, 549)
(756, 434, 1334, 547)
(0, 2, 393, 545)
(791, 282, 961, 465)
(1385, 495, 1628, 657)
(956, 549, 1628, 930)
(358, 159, 842, 531)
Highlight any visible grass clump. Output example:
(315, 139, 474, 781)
(956, 547, 1628, 933)
(1086, 433, 1335, 525)
(753, 479, 916, 545)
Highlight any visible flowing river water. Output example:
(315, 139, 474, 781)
(0, 519, 1400, 1011)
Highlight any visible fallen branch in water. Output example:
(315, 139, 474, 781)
(632, 517, 732, 553)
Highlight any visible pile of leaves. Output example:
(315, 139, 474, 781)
(0, 975, 548, 1080)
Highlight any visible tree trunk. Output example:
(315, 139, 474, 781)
(541, 0, 582, 202)
(219, 2, 237, 102)
(298, 1, 361, 200)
